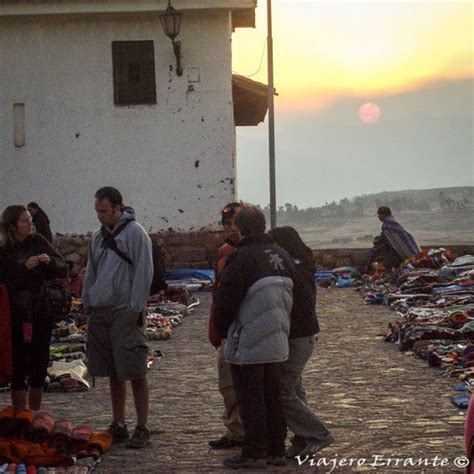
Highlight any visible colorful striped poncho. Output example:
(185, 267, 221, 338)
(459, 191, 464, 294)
(382, 217, 421, 261)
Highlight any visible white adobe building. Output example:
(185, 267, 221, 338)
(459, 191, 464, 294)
(0, 0, 267, 233)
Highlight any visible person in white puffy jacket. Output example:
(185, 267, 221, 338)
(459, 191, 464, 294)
(214, 205, 295, 469)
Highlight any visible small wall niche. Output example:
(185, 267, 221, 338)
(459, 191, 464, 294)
(13, 103, 25, 147)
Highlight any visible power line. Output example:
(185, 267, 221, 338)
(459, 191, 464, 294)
(232, 39, 267, 78)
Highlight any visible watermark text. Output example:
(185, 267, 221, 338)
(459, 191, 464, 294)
(296, 454, 469, 472)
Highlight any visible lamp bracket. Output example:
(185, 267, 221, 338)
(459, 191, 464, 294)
(172, 39, 183, 76)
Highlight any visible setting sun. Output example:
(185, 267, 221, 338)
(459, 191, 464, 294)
(359, 103, 381, 124)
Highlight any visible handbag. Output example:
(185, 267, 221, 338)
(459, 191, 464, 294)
(40, 280, 72, 323)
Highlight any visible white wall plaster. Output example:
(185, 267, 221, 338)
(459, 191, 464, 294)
(0, 10, 237, 233)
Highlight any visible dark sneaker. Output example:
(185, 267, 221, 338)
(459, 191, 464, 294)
(285, 438, 307, 459)
(299, 434, 335, 457)
(285, 444, 302, 459)
(208, 436, 243, 450)
(267, 456, 287, 466)
(107, 422, 129, 443)
(223, 454, 266, 469)
(126, 425, 150, 449)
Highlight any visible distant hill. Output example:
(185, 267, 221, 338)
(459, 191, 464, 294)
(262, 186, 474, 248)
(348, 186, 473, 213)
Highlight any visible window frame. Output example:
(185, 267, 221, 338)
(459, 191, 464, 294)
(112, 40, 157, 106)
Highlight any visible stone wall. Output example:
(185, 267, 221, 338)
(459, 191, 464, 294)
(313, 245, 474, 269)
(54, 231, 474, 271)
(54, 234, 91, 266)
(54, 231, 226, 269)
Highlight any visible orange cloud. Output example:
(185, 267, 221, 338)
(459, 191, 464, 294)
(232, 1, 473, 113)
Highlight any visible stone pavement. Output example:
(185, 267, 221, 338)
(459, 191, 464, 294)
(0, 288, 466, 472)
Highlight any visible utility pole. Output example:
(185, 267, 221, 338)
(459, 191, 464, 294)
(267, 0, 276, 229)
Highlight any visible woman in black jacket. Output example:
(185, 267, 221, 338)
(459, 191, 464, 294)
(0, 205, 67, 411)
(269, 226, 334, 459)
(26, 202, 53, 244)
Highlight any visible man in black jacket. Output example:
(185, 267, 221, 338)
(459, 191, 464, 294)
(213, 205, 295, 469)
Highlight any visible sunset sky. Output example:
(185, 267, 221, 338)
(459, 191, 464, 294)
(232, 1, 473, 208)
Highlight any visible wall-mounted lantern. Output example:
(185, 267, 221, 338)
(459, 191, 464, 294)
(159, 1, 183, 76)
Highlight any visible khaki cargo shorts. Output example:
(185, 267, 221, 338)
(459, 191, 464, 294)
(87, 307, 148, 380)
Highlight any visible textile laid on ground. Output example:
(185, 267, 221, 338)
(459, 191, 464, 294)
(315, 266, 362, 288)
(165, 268, 213, 292)
(0, 407, 111, 472)
(0, 286, 198, 395)
(46, 360, 89, 393)
(360, 251, 474, 406)
(146, 303, 188, 341)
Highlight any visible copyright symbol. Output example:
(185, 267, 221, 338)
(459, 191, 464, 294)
(454, 456, 469, 468)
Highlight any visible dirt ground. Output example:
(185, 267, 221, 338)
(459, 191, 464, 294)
(0, 288, 466, 473)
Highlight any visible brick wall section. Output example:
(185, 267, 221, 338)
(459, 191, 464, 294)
(54, 232, 474, 270)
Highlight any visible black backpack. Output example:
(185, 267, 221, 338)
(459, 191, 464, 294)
(99, 221, 167, 296)
(150, 240, 168, 296)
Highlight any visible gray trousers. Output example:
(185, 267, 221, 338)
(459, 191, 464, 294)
(280, 335, 331, 443)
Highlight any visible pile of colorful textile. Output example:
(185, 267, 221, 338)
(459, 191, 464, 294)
(46, 346, 89, 393)
(51, 299, 87, 345)
(145, 286, 198, 340)
(360, 251, 474, 405)
(145, 306, 185, 341)
(0, 408, 111, 473)
(315, 266, 362, 288)
(51, 286, 198, 345)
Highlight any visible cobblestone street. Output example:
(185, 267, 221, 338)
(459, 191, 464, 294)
(0, 288, 465, 472)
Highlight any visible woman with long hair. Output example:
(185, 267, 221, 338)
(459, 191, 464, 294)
(269, 226, 334, 458)
(26, 202, 53, 244)
(0, 205, 67, 411)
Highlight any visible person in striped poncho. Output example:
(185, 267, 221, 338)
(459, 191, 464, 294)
(377, 206, 421, 263)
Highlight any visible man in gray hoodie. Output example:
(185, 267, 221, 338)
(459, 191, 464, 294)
(83, 186, 153, 449)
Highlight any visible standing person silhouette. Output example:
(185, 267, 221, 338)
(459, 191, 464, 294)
(208, 202, 244, 450)
(269, 226, 334, 459)
(82, 187, 153, 449)
(0, 204, 67, 410)
(27, 202, 53, 244)
(214, 206, 295, 468)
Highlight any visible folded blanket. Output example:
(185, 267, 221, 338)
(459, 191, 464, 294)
(47, 360, 89, 392)
(6, 409, 34, 439)
(70, 425, 91, 452)
(88, 431, 112, 454)
(29, 411, 54, 444)
(50, 419, 73, 452)
(0, 438, 74, 467)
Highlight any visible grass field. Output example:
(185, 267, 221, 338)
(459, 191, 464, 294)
(294, 209, 474, 248)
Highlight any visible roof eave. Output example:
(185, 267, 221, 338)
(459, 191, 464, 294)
(0, 0, 257, 18)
